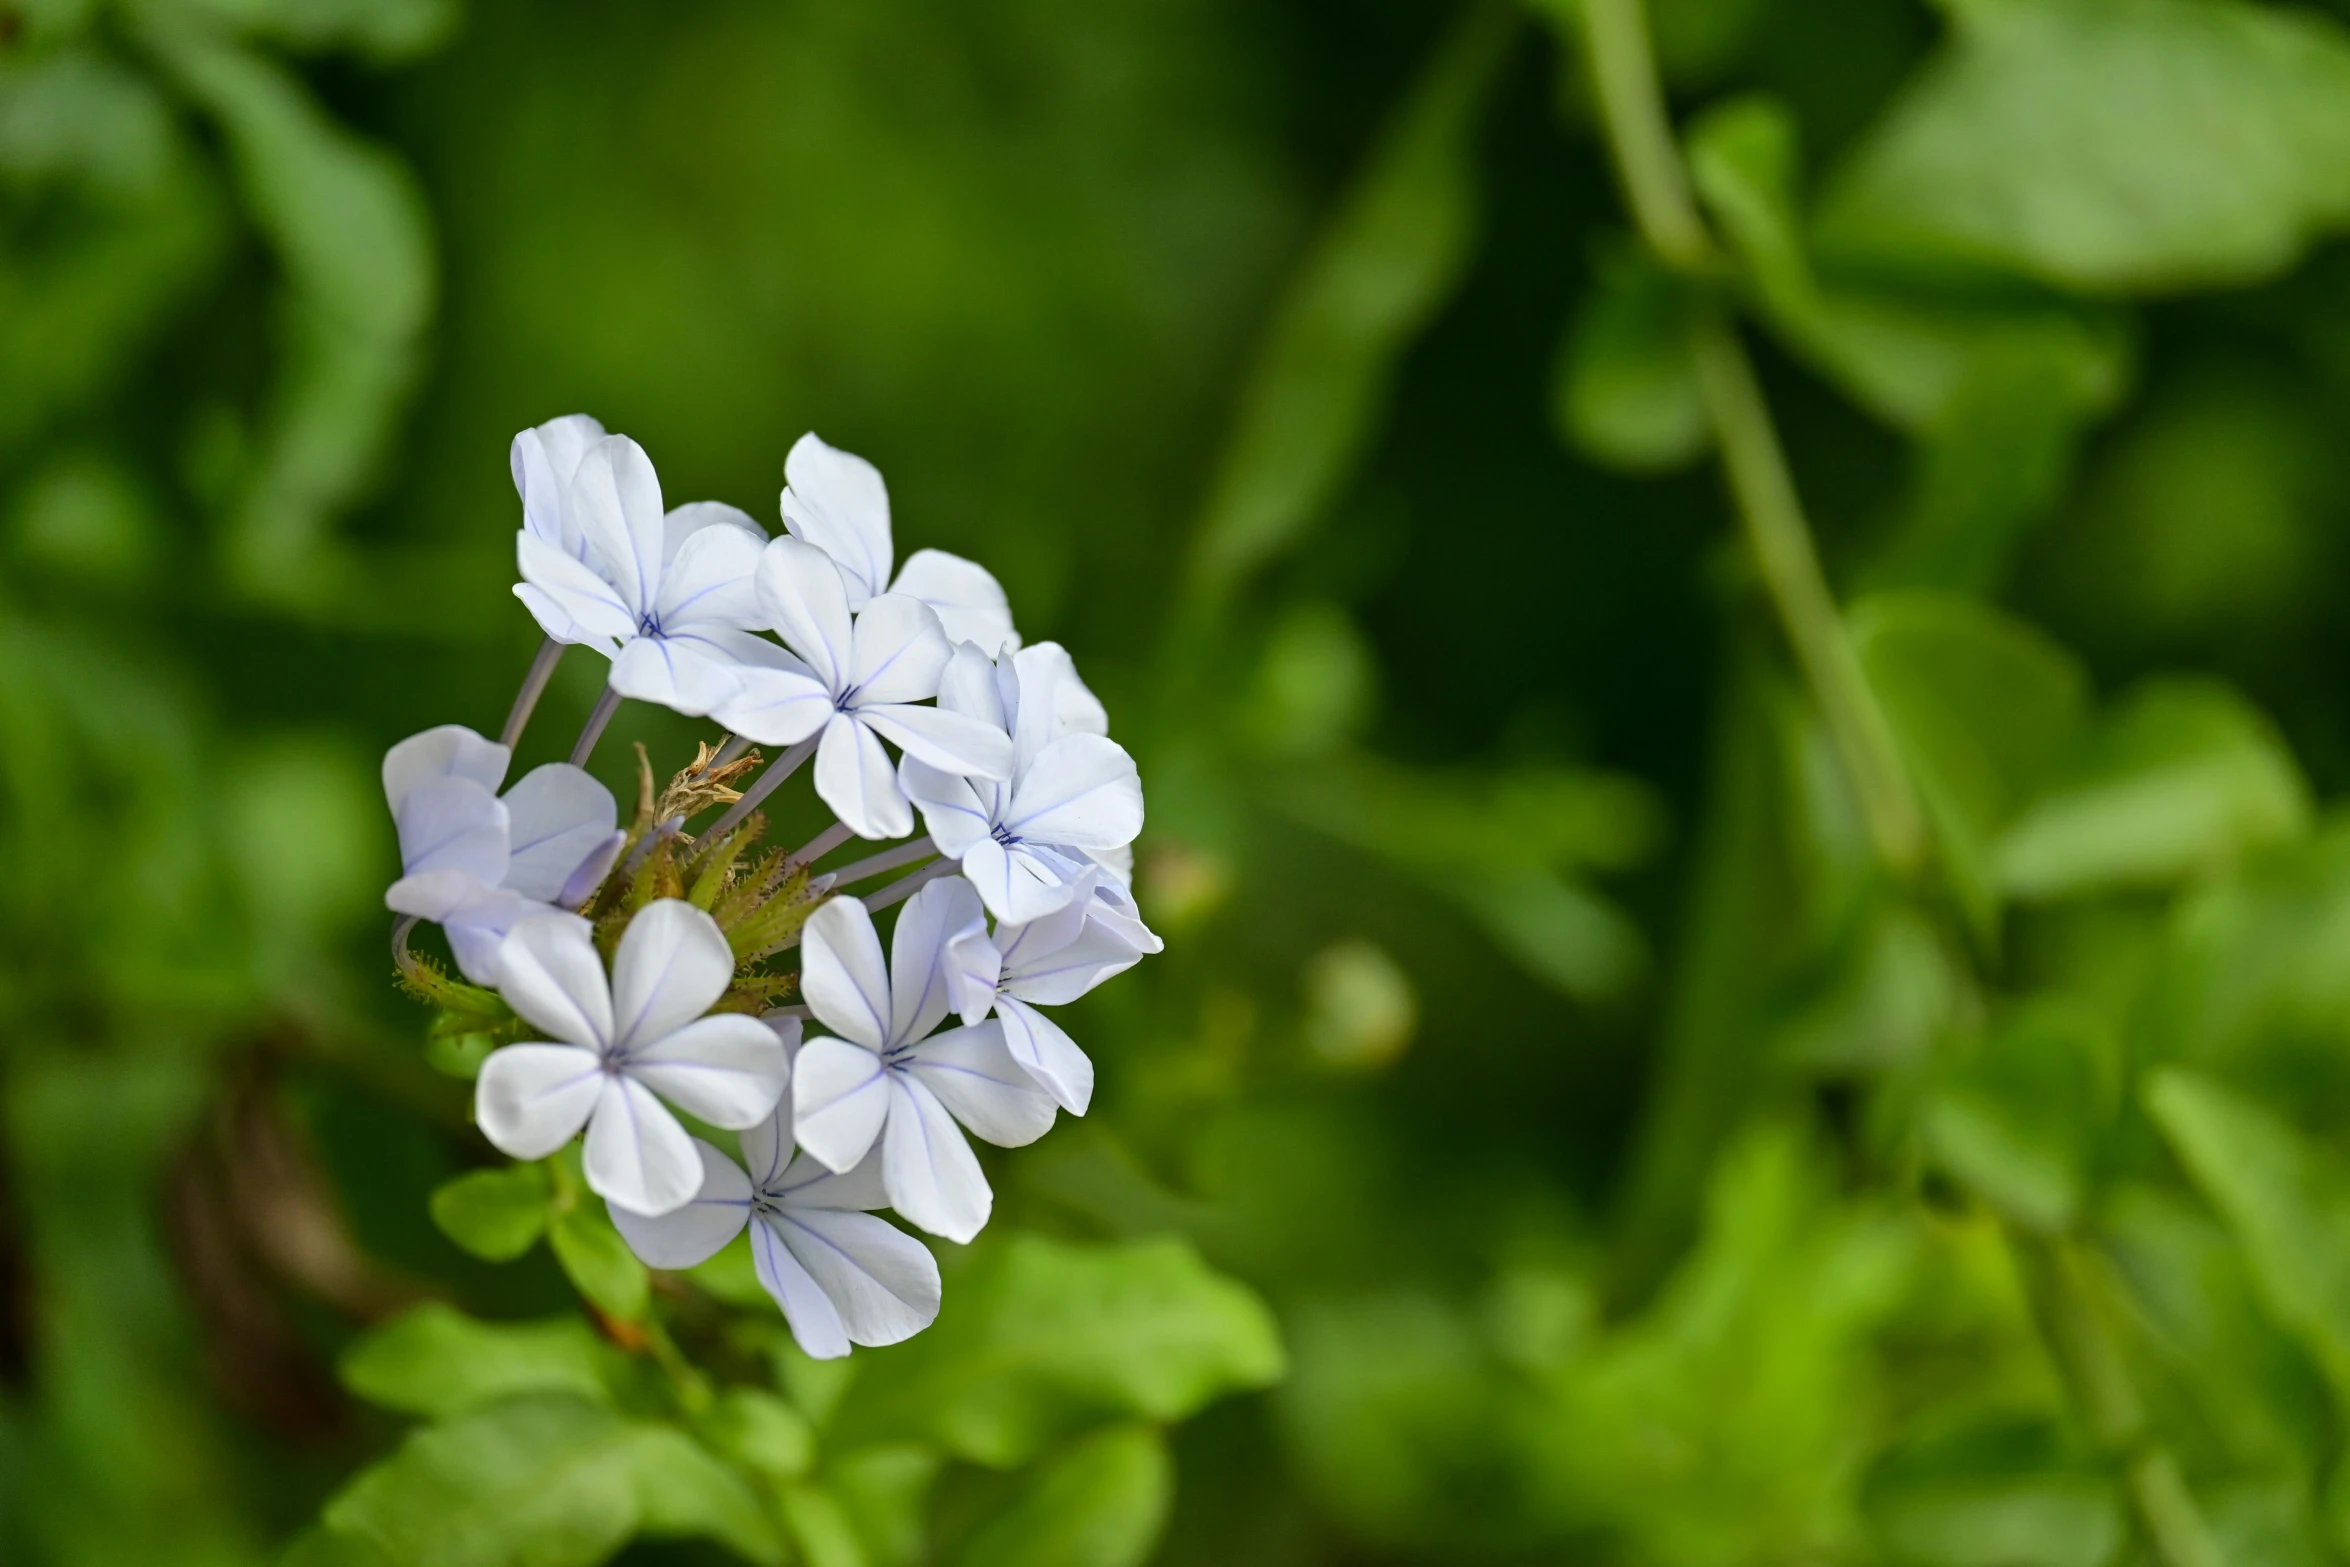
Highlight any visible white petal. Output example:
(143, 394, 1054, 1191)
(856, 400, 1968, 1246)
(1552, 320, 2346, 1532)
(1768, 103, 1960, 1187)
(499, 765, 619, 903)
(995, 995, 1094, 1115)
(1007, 643, 1076, 771)
(792, 1036, 892, 1173)
(609, 1138, 752, 1267)
(494, 915, 614, 1049)
(750, 1212, 850, 1360)
(903, 1021, 1058, 1148)
(584, 1076, 703, 1217)
(738, 1098, 794, 1190)
(445, 896, 582, 985)
(961, 838, 1086, 926)
(609, 634, 745, 718)
(844, 594, 948, 707)
(386, 867, 498, 923)
(887, 876, 985, 1046)
(610, 900, 736, 1051)
(660, 499, 766, 567)
(775, 1145, 889, 1211)
(516, 530, 638, 642)
(859, 704, 1013, 782)
(568, 436, 666, 622)
(899, 758, 997, 856)
(934, 640, 1010, 728)
(755, 535, 854, 690)
(383, 725, 510, 814)
(475, 1043, 604, 1159)
(713, 646, 833, 746)
(943, 925, 1003, 1028)
(514, 582, 607, 651)
(1004, 734, 1142, 850)
(767, 1207, 940, 1347)
(799, 896, 892, 1049)
(882, 1075, 992, 1243)
(816, 714, 914, 840)
(656, 513, 766, 629)
(781, 432, 892, 606)
(555, 832, 627, 907)
(513, 414, 608, 557)
(992, 892, 1093, 978)
(1085, 878, 1164, 955)
(394, 777, 509, 886)
(890, 549, 1018, 657)
(628, 1014, 790, 1129)
(1005, 918, 1139, 1004)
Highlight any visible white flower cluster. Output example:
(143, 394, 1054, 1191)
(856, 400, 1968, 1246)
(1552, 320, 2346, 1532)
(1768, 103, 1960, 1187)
(385, 416, 1157, 1360)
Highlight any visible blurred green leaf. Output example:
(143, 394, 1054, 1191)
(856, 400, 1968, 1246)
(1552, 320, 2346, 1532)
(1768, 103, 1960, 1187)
(1773, 904, 1959, 1073)
(1851, 593, 2088, 937)
(697, 1387, 816, 1483)
(1816, 0, 2350, 292)
(839, 1233, 1283, 1467)
(2146, 1068, 2350, 1400)
(1861, 1417, 2122, 1567)
(1238, 601, 1379, 758)
(429, 1164, 552, 1262)
(1998, 678, 2311, 901)
(957, 1423, 1173, 1567)
(320, 1394, 783, 1567)
(172, 0, 459, 64)
(827, 1444, 941, 1567)
(340, 1303, 618, 1419)
(550, 1203, 650, 1322)
(1924, 1003, 2108, 1232)
(1552, 249, 1707, 472)
(1186, 2, 1512, 597)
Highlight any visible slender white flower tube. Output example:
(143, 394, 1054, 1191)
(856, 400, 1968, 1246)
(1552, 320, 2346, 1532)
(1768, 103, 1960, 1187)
(606, 1102, 940, 1360)
(901, 643, 1143, 923)
(934, 877, 1138, 1115)
(790, 888, 1056, 1242)
(778, 433, 1021, 654)
(714, 537, 1012, 838)
(512, 432, 773, 717)
(381, 725, 626, 981)
(476, 902, 791, 1217)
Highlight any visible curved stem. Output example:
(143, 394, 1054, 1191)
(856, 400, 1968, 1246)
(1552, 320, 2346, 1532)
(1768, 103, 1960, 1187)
(501, 637, 566, 751)
(792, 820, 857, 867)
(391, 915, 422, 980)
(1578, 0, 1921, 875)
(569, 686, 623, 768)
(826, 837, 938, 888)
(859, 857, 959, 915)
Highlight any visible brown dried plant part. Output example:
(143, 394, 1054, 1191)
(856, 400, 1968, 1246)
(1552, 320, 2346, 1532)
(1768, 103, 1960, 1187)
(656, 740, 762, 831)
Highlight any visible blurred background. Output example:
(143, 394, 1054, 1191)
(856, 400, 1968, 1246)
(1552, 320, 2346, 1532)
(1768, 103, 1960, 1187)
(15, 0, 2350, 1562)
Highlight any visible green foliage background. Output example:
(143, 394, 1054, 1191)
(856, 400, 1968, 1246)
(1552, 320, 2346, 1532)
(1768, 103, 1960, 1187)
(15, 0, 2350, 1561)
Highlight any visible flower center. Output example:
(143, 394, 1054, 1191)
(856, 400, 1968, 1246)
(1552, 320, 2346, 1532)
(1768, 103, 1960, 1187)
(990, 823, 1020, 847)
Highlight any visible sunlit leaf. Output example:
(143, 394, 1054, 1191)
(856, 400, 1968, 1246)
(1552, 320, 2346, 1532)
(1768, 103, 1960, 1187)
(340, 1303, 619, 1419)
(958, 1423, 1173, 1567)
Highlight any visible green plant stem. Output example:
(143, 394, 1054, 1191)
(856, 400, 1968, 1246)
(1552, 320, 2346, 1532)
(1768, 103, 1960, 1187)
(2011, 1234, 2221, 1567)
(1579, 6, 2216, 1560)
(1577, 0, 1923, 875)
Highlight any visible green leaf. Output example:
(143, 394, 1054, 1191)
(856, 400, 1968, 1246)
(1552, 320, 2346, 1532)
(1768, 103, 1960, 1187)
(1923, 1003, 2108, 1232)
(339, 1303, 616, 1420)
(828, 1445, 941, 1567)
(1997, 678, 2311, 901)
(958, 1424, 1173, 1567)
(319, 1394, 782, 1567)
(1686, 93, 2126, 437)
(839, 1233, 1284, 1467)
(429, 1164, 551, 1262)
(1186, 2, 1512, 597)
(1850, 593, 2088, 937)
(780, 1484, 869, 1567)
(2145, 1068, 2350, 1400)
(550, 1204, 649, 1322)
(1816, 0, 2350, 293)
(1552, 250, 1706, 472)
(697, 1388, 815, 1482)
(1862, 1416, 2123, 1567)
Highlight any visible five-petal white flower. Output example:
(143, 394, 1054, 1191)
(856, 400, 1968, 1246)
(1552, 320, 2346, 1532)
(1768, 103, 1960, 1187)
(513, 432, 772, 717)
(714, 537, 1013, 838)
(936, 877, 1139, 1115)
(780, 433, 1021, 655)
(901, 643, 1144, 923)
(607, 1100, 940, 1361)
(476, 902, 791, 1217)
(790, 887, 1056, 1242)
(383, 724, 625, 981)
